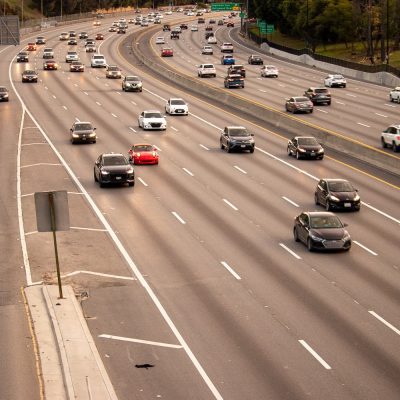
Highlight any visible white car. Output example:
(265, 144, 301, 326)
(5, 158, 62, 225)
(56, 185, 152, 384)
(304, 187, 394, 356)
(65, 51, 79, 62)
(389, 87, 400, 103)
(381, 124, 400, 152)
(91, 54, 107, 68)
(165, 98, 189, 115)
(85, 44, 96, 52)
(191, 25, 198, 31)
(173, 26, 182, 33)
(59, 32, 69, 40)
(43, 47, 54, 58)
(155, 37, 165, 44)
(138, 110, 167, 130)
(141, 20, 149, 26)
(202, 45, 213, 55)
(221, 42, 234, 52)
(261, 65, 279, 78)
(324, 74, 346, 88)
(165, 10, 172, 15)
(207, 36, 217, 44)
(198, 63, 216, 78)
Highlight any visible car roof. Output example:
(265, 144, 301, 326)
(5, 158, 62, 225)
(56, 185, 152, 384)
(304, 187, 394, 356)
(133, 143, 153, 147)
(143, 110, 162, 113)
(74, 121, 92, 125)
(102, 153, 124, 157)
(169, 97, 185, 101)
(323, 178, 349, 183)
(294, 136, 316, 139)
(303, 211, 336, 217)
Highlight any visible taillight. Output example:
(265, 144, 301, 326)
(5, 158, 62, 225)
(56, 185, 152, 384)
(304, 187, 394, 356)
(396, 136, 400, 140)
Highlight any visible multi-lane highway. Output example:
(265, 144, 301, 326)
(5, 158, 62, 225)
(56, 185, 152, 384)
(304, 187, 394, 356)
(2, 11, 400, 400)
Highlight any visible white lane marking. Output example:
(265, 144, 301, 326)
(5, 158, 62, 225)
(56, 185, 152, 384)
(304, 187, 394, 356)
(384, 103, 396, 108)
(138, 177, 148, 187)
(346, 93, 357, 97)
(75, 117, 80, 122)
(61, 271, 135, 280)
(111, 113, 118, 118)
(172, 211, 186, 224)
(116, 92, 121, 95)
(154, 145, 162, 152)
(282, 196, 299, 207)
(70, 226, 106, 232)
(361, 202, 400, 224)
(44, 86, 48, 90)
(183, 167, 194, 176)
(258, 89, 266, 93)
(105, 83, 109, 87)
(12, 51, 223, 400)
(74, 83, 78, 87)
(223, 198, 238, 211)
(25, 231, 38, 236)
(96, 101, 102, 106)
(220, 261, 241, 280)
(129, 127, 137, 133)
(368, 311, 400, 336)
(335, 101, 345, 105)
(83, 91, 89, 96)
(316, 109, 328, 114)
(200, 144, 210, 150)
(130, 100, 137, 106)
(62, 105, 68, 110)
(21, 143, 47, 146)
(96, 76, 100, 80)
(99, 334, 183, 349)
(171, 126, 178, 131)
(357, 122, 370, 128)
(375, 113, 387, 118)
(20, 163, 61, 168)
(353, 241, 378, 256)
(279, 243, 302, 260)
(52, 95, 57, 99)
(299, 340, 332, 370)
(234, 165, 247, 174)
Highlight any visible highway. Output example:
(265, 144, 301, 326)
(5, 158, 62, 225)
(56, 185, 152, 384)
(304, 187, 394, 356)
(2, 11, 400, 400)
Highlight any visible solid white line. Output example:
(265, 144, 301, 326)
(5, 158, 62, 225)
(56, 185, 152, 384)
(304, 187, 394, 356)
(183, 167, 194, 176)
(353, 241, 378, 256)
(316, 109, 328, 114)
(75, 117, 80, 122)
(44, 86, 48, 90)
(74, 83, 78, 87)
(98, 334, 183, 349)
(375, 113, 387, 118)
(111, 113, 118, 118)
(368, 311, 400, 336)
(346, 93, 357, 97)
(299, 340, 332, 369)
(335, 101, 345, 105)
(172, 211, 186, 224)
(234, 165, 247, 174)
(223, 198, 238, 211)
(258, 89, 266, 93)
(171, 126, 178, 131)
(129, 127, 137, 133)
(70, 226, 107, 232)
(220, 261, 241, 280)
(62, 270, 135, 280)
(200, 144, 210, 150)
(96, 101, 102, 106)
(21, 142, 47, 146)
(279, 243, 301, 260)
(138, 177, 148, 187)
(282, 196, 299, 207)
(116, 92, 121, 95)
(62, 105, 68, 110)
(20, 163, 61, 168)
(357, 122, 370, 128)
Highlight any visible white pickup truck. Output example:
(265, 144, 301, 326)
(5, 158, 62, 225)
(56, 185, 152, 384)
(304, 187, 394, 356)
(197, 64, 216, 78)
(389, 87, 400, 103)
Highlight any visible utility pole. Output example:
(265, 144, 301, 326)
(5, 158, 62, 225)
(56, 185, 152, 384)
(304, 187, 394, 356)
(21, 0, 23, 25)
(386, 0, 389, 64)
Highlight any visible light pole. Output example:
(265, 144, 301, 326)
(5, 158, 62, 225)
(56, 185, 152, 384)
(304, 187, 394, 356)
(21, 0, 23, 25)
(386, 0, 389, 64)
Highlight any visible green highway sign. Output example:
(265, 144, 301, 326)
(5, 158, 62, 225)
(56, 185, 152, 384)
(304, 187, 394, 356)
(239, 12, 247, 18)
(266, 24, 275, 34)
(211, 3, 241, 11)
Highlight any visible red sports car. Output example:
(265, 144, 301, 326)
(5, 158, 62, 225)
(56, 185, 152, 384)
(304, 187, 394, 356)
(27, 43, 37, 51)
(96, 33, 104, 40)
(161, 47, 173, 57)
(128, 144, 159, 165)
(43, 60, 58, 70)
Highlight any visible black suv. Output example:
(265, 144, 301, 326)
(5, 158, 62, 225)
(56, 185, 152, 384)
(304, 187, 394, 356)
(315, 179, 360, 211)
(0, 86, 9, 102)
(94, 153, 135, 187)
(220, 126, 254, 153)
(227, 65, 246, 78)
(248, 54, 263, 65)
(304, 87, 331, 105)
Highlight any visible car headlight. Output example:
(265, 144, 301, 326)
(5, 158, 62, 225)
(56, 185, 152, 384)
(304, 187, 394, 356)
(89, 133, 96, 137)
(318, 148, 324, 153)
(329, 195, 340, 202)
(3, 94, 8, 97)
(309, 233, 324, 242)
(72, 134, 80, 138)
(343, 232, 351, 241)
(298, 148, 306, 152)
(126, 83, 131, 86)
(354, 194, 360, 201)
(127, 167, 134, 174)
(101, 170, 109, 175)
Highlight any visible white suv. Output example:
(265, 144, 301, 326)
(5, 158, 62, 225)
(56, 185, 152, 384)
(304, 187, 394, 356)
(389, 87, 400, 103)
(221, 42, 234, 53)
(43, 48, 54, 58)
(381, 125, 400, 152)
(65, 51, 79, 62)
(91, 54, 107, 68)
(324, 74, 347, 88)
(138, 110, 167, 130)
(198, 64, 216, 78)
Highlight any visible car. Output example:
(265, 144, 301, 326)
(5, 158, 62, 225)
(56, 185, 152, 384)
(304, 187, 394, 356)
(27, 42, 37, 51)
(138, 110, 167, 130)
(228, 65, 245, 77)
(117, 27, 126, 34)
(261, 65, 279, 78)
(172, 26, 182, 33)
(93, 20, 101, 26)
(198, 64, 216, 78)
(85, 44, 96, 52)
(128, 18, 135, 24)
(91, 54, 107, 68)
(207, 36, 217, 44)
(35, 36, 46, 45)
(140, 20, 148, 26)
(109, 26, 117, 32)
(42, 48, 54, 58)
(122, 75, 143, 92)
(94, 153, 135, 187)
(155, 36, 165, 44)
(43, 59, 58, 70)
(96, 33, 104, 40)
(161, 47, 173, 57)
(381, 124, 400, 152)
(389, 87, 400, 103)
(163, 24, 171, 31)
(112, 21, 118, 27)
(315, 179, 360, 211)
(202, 45, 213, 55)
(294, 212, 351, 252)
(324, 74, 346, 88)
(70, 121, 96, 143)
(220, 126, 254, 153)
(170, 32, 179, 39)
(227, 22, 234, 27)
(59, 32, 69, 40)
(209, 19, 216, 24)
(218, 20, 224, 25)
(304, 87, 331, 105)
(69, 61, 85, 72)
(205, 25, 213, 31)
(221, 55, 235, 65)
(105, 65, 122, 78)
(16, 51, 29, 62)
(85, 38, 95, 46)
(248, 54, 263, 65)
(68, 31, 76, 37)
(191, 25, 198, 31)
(0, 86, 9, 102)
(22, 70, 38, 83)
(224, 73, 244, 88)
(198, 17, 205, 23)
(285, 96, 314, 114)
(65, 51, 79, 62)
(79, 32, 89, 39)
(180, 23, 188, 30)
(221, 42, 234, 53)
(128, 144, 159, 165)
(287, 136, 324, 159)
(165, 98, 189, 115)
(68, 38, 78, 45)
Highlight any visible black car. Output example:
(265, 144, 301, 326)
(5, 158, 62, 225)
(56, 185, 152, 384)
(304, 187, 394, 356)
(22, 70, 38, 83)
(209, 19, 216, 24)
(94, 153, 135, 187)
(70, 121, 96, 143)
(220, 126, 254, 153)
(294, 211, 351, 252)
(0, 86, 9, 102)
(170, 32, 179, 39)
(227, 65, 246, 78)
(205, 31, 214, 40)
(79, 32, 89, 39)
(180, 23, 188, 29)
(315, 179, 361, 211)
(68, 38, 78, 45)
(16, 51, 29, 62)
(248, 54, 263, 65)
(287, 136, 324, 159)
(304, 87, 331, 105)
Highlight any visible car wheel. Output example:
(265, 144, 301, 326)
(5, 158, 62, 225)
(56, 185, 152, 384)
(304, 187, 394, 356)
(343, 84, 346, 88)
(94, 171, 98, 182)
(296, 151, 301, 160)
(327, 101, 331, 105)
(227, 145, 232, 153)
(307, 238, 314, 252)
(129, 182, 135, 187)
(314, 193, 319, 205)
(220, 141, 224, 149)
(393, 142, 400, 152)
(293, 227, 300, 242)
(309, 109, 313, 113)
(325, 200, 331, 211)
(249, 148, 254, 153)
(287, 147, 292, 156)
(381, 137, 387, 148)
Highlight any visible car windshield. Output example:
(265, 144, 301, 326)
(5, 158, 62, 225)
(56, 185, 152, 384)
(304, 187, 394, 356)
(67, 52, 76, 55)
(315, 88, 328, 93)
(171, 100, 186, 105)
(94, 56, 104, 59)
(134, 145, 153, 152)
(266, 66, 276, 70)
(0, 87, 7, 92)
(24, 70, 36, 74)
(333, 75, 344, 79)
(19, 52, 28, 55)
(327, 181, 354, 192)
(103, 156, 127, 166)
(72, 62, 81, 65)
(75, 123, 92, 130)
(204, 65, 214, 68)
(44, 48, 52, 52)
(294, 97, 309, 103)
(144, 112, 162, 118)
(297, 137, 318, 145)
(229, 128, 250, 136)
(108, 66, 120, 71)
(126, 76, 140, 81)
(310, 216, 343, 229)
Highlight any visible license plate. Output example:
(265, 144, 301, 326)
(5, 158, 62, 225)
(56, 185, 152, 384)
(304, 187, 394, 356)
(115, 176, 121, 180)
(240, 144, 246, 148)
(177, 110, 183, 113)
(344, 203, 351, 207)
